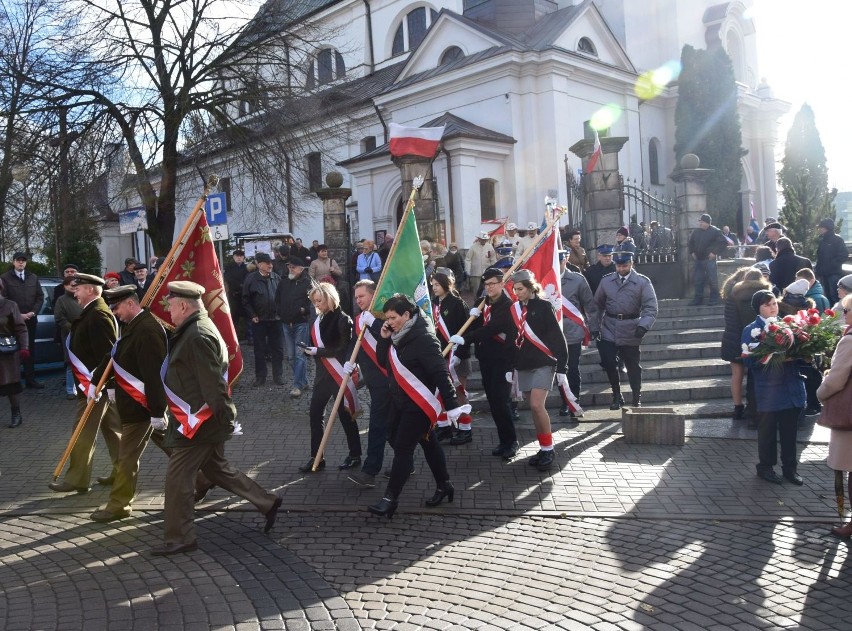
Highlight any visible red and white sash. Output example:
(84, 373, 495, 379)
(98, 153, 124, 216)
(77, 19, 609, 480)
(483, 303, 506, 343)
(511, 302, 556, 360)
(66, 335, 94, 394)
(160, 356, 228, 439)
(112, 346, 148, 409)
(557, 380, 583, 415)
(388, 346, 442, 425)
(355, 313, 387, 376)
(561, 296, 590, 346)
(433, 301, 462, 388)
(312, 316, 360, 416)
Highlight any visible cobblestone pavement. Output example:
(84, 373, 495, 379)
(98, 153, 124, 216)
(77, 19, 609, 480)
(0, 364, 850, 630)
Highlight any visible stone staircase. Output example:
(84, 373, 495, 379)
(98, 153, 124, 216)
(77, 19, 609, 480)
(466, 299, 733, 419)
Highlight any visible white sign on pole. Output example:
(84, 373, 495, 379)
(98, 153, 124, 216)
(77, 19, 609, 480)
(211, 224, 230, 241)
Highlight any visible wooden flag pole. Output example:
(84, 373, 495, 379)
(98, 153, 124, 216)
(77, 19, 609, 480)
(440, 205, 566, 358)
(52, 176, 219, 481)
(311, 176, 424, 471)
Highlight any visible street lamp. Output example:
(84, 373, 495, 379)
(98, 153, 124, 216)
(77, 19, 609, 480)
(11, 163, 32, 258)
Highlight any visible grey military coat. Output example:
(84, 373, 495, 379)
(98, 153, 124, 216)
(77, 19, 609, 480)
(560, 269, 600, 345)
(593, 269, 658, 346)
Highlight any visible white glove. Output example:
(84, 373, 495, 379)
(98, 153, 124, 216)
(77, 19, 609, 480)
(450, 356, 460, 368)
(343, 361, 358, 375)
(556, 373, 569, 388)
(505, 372, 513, 383)
(303, 346, 318, 355)
(360, 311, 376, 327)
(107, 388, 116, 403)
(469, 307, 482, 318)
(232, 421, 243, 436)
(449, 334, 465, 346)
(86, 384, 101, 402)
(150, 417, 167, 431)
(446, 404, 472, 422)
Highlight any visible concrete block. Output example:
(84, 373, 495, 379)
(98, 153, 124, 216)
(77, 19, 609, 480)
(622, 406, 685, 446)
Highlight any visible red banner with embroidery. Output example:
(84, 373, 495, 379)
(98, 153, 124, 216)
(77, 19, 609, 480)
(160, 357, 227, 439)
(354, 313, 387, 376)
(511, 301, 557, 361)
(66, 335, 93, 394)
(504, 226, 563, 324)
(312, 317, 361, 416)
(562, 295, 590, 346)
(388, 346, 442, 425)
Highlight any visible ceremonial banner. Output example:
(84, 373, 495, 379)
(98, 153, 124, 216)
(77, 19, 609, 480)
(586, 129, 602, 173)
(505, 226, 563, 322)
(146, 210, 243, 386)
(389, 123, 446, 158)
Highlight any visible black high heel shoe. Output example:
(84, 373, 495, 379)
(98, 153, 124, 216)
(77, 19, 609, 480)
(424, 481, 455, 507)
(368, 497, 398, 519)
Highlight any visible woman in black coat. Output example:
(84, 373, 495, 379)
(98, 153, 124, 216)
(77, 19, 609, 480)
(299, 282, 361, 473)
(430, 269, 473, 444)
(720, 268, 770, 420)
(370, 294, 467, 518)
(769, 237, 812, 291)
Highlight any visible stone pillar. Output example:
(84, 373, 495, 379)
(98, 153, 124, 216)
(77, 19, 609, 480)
(669, 154, 713, 296)
(393, 156, 441, 244)
(315, 171, 352, 282)
(569, 136, 629, 249)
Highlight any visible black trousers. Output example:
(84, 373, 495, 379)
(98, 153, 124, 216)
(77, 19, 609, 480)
(480, 360, 516, 447)
(597, 339, 641, 395)
(251, 320, 283, 379)
(309, 377, 361, 458)
(385, 400, 449, 499)
(757, 407, 800, 474)
(567, 342, 582, 399)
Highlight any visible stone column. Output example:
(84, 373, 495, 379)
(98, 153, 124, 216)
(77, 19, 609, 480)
(568, 136, 629, 249)
(315, 171, 352, 282)
(393, 156, 441, 244)
(669, 154, 713, 296)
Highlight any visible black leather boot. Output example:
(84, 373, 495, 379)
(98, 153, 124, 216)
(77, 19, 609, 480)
(368, 496, 398, 519)
(632, 393, 641, 407)
(424, 481, 455, 507)
(8, 408, 22, 428)
(609, 393, 624, 410)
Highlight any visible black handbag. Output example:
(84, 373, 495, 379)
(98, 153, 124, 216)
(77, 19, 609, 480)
(0, 335, 19, 354)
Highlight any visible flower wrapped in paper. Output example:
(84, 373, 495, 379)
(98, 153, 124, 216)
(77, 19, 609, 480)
(743, 308, 841, 369)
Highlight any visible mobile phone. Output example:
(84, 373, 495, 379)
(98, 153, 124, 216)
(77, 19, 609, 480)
(297, 341, 308, 348)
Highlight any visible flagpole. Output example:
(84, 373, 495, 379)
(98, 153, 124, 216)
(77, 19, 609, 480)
(311, 176, 424, 471)
(440, 205, 566, 357)
(52, 176, 219, 481)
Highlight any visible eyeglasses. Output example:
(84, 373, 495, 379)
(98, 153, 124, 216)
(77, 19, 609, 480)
(483, 280, 501, 287)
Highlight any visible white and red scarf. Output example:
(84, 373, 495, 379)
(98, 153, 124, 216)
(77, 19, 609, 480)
(511, 301, 556, 360)
(561, 296, 590, 346)
(160, 356, 228, 439)
(354, 313, 387, 377)
(66, 335, 94, 395)
(312, 316, 361, 416)
(432, 301, 462, 388)
(388, 346, 443, 425)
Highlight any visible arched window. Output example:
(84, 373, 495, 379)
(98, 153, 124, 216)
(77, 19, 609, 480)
(306, 152, 323, 192)
(439, 46, 464, 66)
(649, 138, 661, 185)
(578, 37, 597, 56)
(480, 179, 497, 221)
(306, 48, 346, 89)
(392, 7, 439, 56)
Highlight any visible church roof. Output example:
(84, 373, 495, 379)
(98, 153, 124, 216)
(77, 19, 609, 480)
(338, 112, 516, 166)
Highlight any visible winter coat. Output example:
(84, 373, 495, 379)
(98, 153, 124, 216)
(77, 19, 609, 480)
(567, 246, 590, 271)
(560, 268, 599, 345)
(69, 297, 117, 387)
(815, 231, 848, 277)
(513, 296, 568, 373)
(274, 270, 313, 324)
(54, 291, 83, 343)
(242, 271, 281, 321)
(0, 297, 27, 386)
(769, 249, 812, 291)
(688, 224, 728, 260)
(584, 262, 615, 295)
(309, 257, 342, 281)
(164, 310, 236, 447)
(466, 241, 497, 277)
(742, 315, 806, 412)
(223, 261, 249, 302)
(433, 293, 471, 359)
(376, 314, 459, 413)
(648, 226, 673, 251)
(721, 278, 770, 362)
(817, 332, 852, 403)
(356, 251, 382, 281)
(805, 282, 831, 313)
(462, 291, 517, 367)
(614, 238, 636, 255)
(594, 269, 658, 347)
(310, 306, 352, 386)
(0, 269, 44, 315)
(442, 250, 466, 281)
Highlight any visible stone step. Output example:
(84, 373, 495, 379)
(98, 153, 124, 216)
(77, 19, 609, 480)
(642, 328, 722, 344)
(648, 314, 724, 330)
(480, 398, 737, 424)
(655, 300, 723, 319)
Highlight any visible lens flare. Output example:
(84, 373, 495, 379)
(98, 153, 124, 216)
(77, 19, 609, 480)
(590, 104, 622, 131)
(634, 60, 682, 100)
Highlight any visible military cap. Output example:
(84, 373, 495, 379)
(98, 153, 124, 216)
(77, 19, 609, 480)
(104, 285, 138, 306)
(476, 231, 490, 241)
(494, 257, 514, 269)
(596, 244, 615, 254)
(255, 252, 272, 263)
(507, 223, 517, 231)
(482, 267, 505, 281)
(72, 273, 106, 286)
(166, 281, 205, 299)
(510, 269, 535, 283)
(433, 267, 455, 279)
(765, 222, 784, 231)
(612, 251, 635, 264)
(527, 221, 538, 231)
(495, 245, 514, 257)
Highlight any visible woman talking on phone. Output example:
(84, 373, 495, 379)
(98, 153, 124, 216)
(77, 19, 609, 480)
(369, 294, 469, 518)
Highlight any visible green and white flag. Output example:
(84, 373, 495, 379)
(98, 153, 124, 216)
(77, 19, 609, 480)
(372, 207, 432, 319)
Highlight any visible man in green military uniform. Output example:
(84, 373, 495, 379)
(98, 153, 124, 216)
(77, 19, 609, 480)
(153, 281, 281, 556)
(49, 273, 122, 493)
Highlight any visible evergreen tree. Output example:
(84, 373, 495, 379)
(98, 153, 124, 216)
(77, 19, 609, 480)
(778, 103, 837, 259)
(674, 45, 745, 231)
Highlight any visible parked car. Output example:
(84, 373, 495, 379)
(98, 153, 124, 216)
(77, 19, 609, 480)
(34, 277, 64, 371)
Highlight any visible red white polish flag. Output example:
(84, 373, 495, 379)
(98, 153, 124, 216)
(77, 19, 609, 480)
(389, 122, 446, 159)
(585, 129, 602, 173)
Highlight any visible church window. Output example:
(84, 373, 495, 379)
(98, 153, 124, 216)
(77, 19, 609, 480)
(306, 152, 323, 192)
(578, 37, 597, 56)
(306, 48, 346, 89)
(649, 138, 661, 185)
(361, 136, 377, 153)
(480, 179, 497, 221)
(440, 46, 464, 66)
(392, 7, 439, 57)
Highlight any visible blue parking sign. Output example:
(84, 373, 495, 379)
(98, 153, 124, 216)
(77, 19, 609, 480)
(204, 192, 227, 225)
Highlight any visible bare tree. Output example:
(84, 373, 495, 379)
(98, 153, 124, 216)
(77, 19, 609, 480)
(18, 0, 361, 254)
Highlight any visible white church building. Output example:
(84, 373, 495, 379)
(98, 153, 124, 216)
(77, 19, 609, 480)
(103, 0, 787, 267)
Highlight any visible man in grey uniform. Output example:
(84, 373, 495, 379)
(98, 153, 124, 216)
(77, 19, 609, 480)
(593, 251, 658, 409)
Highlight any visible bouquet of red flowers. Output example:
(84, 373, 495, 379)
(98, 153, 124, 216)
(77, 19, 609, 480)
(742, 308, 841, 369)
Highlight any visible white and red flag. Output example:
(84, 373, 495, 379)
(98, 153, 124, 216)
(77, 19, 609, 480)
(506, 226, 563, 323)
(585, 129, 602, 173)
(389, 122, 446, 159)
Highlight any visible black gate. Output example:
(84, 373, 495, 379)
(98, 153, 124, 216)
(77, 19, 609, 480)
(622, 179, 679, 264)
